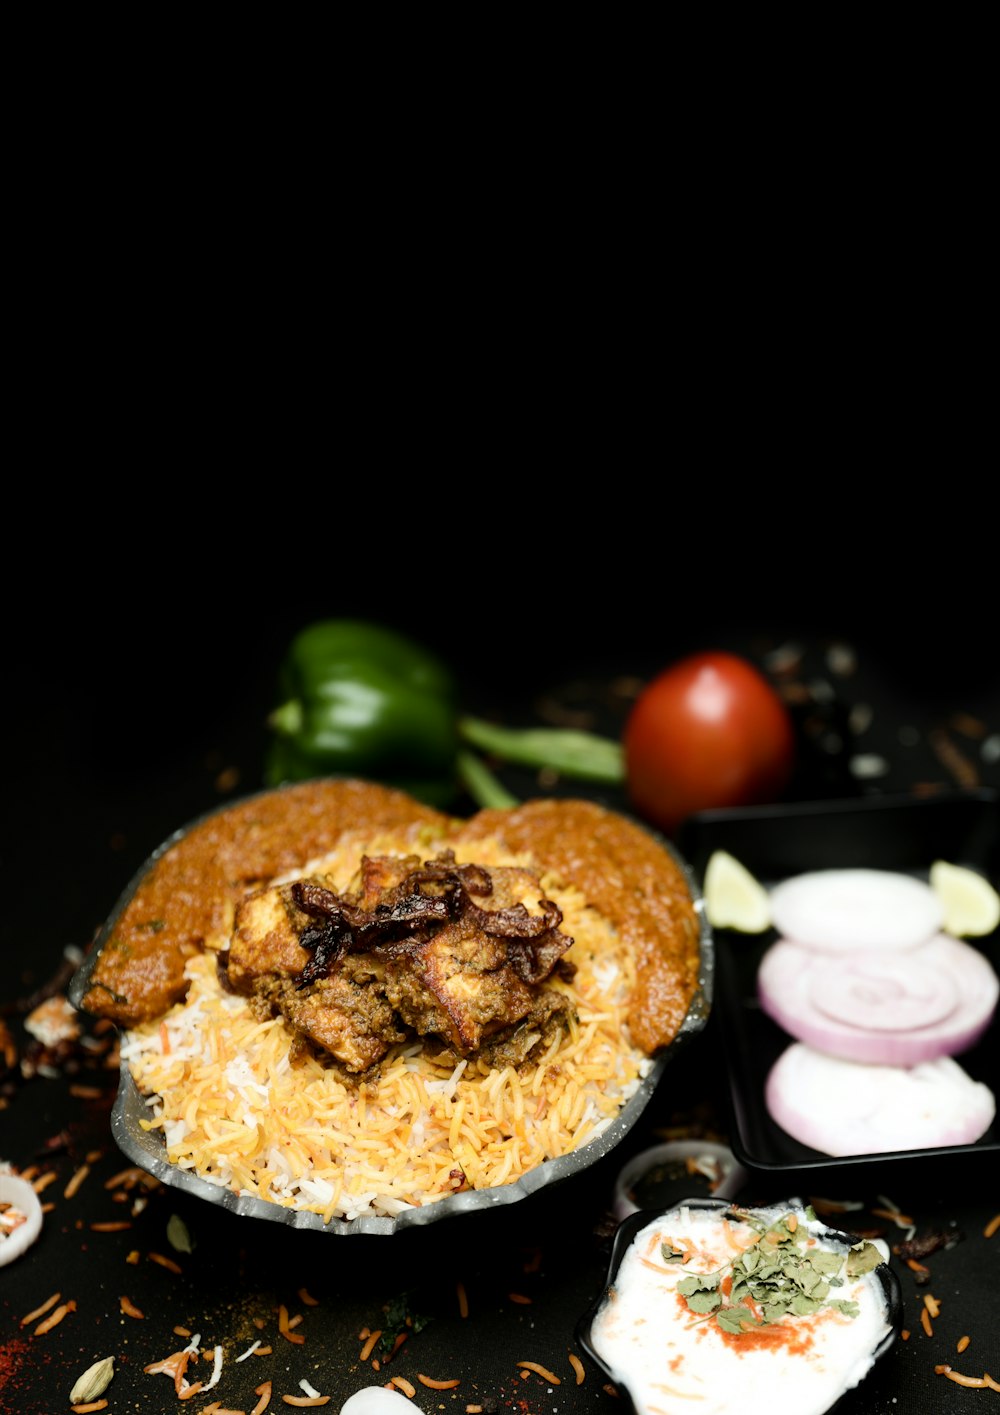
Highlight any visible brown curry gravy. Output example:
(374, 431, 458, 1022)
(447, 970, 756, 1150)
(81, 780, 702, 1053)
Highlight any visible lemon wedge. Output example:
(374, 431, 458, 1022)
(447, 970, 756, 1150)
(703, 850, 771, 932)
(929, 860, 1000, 937)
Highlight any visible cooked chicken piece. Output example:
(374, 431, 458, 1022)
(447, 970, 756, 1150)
(465, 988, 573, 1070)
(221, 852, 575, 1076)
(384, 914, 539, 1053)
(261, 967, 406, 1074)
(225, 881, 317, 991)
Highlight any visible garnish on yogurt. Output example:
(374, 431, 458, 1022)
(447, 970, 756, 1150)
(670, 1207, 883, 1336)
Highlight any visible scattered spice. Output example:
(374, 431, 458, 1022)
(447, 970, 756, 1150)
(70, 1356, 115, 1403)
(895, 1227, 960, 1261)
(167, 1212, 195, 1253)
(373, 1291, 432, 1361)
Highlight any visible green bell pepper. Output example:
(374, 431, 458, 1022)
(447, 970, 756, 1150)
(265, 617, 627, 810)
(265, 619, 460, 808)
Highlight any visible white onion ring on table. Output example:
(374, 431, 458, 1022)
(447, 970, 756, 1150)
(757, 934, 999, 1066)
(0, 1174, 43, 1267)
(765, 1043, 996, 1156)
(768, 868, 943, 953)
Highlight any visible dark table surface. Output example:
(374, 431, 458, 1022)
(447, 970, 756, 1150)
(2, 597, 998, 1414)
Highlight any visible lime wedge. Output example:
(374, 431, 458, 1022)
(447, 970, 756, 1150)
(703, 850, 771, 932)
(929, 860, 1000, 937)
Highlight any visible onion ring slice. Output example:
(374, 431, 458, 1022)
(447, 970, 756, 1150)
(0, 1173, 43, 1267)
(758, 934, 998, 1066)
(765, 1044, 996, 1157)
(769, 869, 942, 953)
(807, 953, 959, 1032)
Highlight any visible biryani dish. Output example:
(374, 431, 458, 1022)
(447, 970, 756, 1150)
(79, 781, 702, 1224)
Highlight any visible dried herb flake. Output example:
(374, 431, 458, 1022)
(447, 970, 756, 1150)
(672, 1209, 883, 1338)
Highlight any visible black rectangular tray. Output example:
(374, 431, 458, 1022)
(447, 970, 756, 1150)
(678, 789, 999, 1184)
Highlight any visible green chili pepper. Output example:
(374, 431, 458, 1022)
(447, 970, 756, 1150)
(265, 618, 626, 809)
(265, 619, 460, 808)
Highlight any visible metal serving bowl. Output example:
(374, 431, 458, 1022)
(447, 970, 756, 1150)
(68, 786, 713, 1237)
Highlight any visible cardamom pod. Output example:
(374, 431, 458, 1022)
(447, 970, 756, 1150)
(70, 1355, 115, 1402)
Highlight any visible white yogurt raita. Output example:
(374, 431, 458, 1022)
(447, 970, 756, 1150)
(590, 1202, 893, 1415)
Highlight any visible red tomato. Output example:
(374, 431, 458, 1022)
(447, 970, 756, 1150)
(624, 651, 795, 834)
